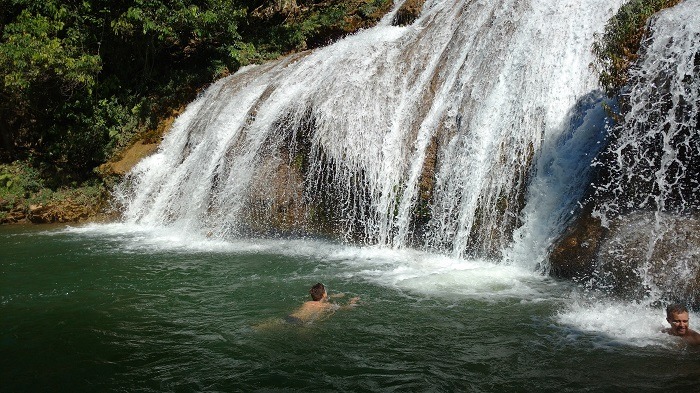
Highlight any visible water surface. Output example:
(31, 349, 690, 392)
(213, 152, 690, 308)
(1, 225, 698, 392)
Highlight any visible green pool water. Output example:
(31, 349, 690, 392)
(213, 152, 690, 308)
(1, 224, 698, 392)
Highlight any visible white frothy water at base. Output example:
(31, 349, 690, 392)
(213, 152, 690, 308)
(65, 222, 692, 348)
(556, 299, 696, 348)
(327, 246, 558, 300)
(68, 224, 554, 302)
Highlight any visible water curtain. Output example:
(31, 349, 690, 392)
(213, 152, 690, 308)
(587, 0, 700, 303)
(116, 0, 627, 265)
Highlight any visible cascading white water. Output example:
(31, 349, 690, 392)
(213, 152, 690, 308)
(583, 0, 700, 303)
(593, 0, 700, 220)
(116, 0, 626, 266)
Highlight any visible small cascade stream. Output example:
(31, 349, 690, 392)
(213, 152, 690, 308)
(593, 0, 700, 219)
(585, 0, 700, 305)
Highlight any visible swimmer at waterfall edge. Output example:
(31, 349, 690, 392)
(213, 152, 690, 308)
(662, 303, 700, 345)
(285, 283, 359, 325)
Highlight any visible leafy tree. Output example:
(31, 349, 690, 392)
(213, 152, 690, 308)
(1, 1, 102, 184)
(0, 0, 391, 188)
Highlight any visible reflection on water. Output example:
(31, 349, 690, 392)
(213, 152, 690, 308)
(1, 225, 699, 392)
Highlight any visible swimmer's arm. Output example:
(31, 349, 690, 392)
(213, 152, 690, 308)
(337, 297, 360, 310)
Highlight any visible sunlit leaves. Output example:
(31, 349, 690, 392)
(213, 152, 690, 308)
(0, 9, 99, 92)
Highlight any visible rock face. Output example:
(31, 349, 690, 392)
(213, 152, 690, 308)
(0, 197, 111, 225)
(100, 142, 160, 176)
(0, 204, 26, 224)
(549, 1, 700, 307)
(28, 203, 84, 223)
(550, 210, 700, 307)
(392, 0, 425, 26)
(595, 213, 700, 305)
(548, 205, 607, 282)
(244, 154, 310, 236)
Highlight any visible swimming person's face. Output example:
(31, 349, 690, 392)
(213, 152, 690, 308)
(668, 312, 690, 335)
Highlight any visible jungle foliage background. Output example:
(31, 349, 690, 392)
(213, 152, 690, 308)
(0, 0, 394, 182)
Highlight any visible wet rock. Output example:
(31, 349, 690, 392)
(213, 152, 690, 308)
(245, 156, 309, 235)
(549, 205, 606, 281)
(392, 0, 425, 26)
(551, 210, 700, 307)
(595, 212, 700, 306)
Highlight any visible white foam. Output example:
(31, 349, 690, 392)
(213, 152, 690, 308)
(324, 246, 555, 300)
(65, 224, 553, 301)
(555, 298, 691, 348)
(63, 223, 339, 256)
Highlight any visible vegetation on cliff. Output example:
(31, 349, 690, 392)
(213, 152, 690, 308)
(592, 0, 682, 97)
(0, 161, 108, 223)
(0, 0, 393, 223)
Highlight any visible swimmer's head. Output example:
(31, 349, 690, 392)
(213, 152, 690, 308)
(666, 303, 690, 336)
(666, 303, 688, 318)
(310, 283, 326, 301)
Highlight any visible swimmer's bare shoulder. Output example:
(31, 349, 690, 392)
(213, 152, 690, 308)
(662, 326, 700, 345)
(685, 329, 700, 345)
(289, 300, 334, 321)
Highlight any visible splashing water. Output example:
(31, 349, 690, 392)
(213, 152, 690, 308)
(115, 0, 629, 267)
(584, 0, 700, 305)
(593, 0, 700, 221)
(7, 6, 700, 390)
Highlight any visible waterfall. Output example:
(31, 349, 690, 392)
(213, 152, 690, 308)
(584, 0, 700, 304)
(116, 0, 626, 265)
(593, 0, 700, 220)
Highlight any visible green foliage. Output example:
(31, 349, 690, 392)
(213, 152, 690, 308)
(0, 162, 44, 204)
(592, 0, 681, 97)
(0, 160, 108, 221)
(34, 182, 104, 207)
(1, 1, 104, 184)
(358, 0, 390, 18)
(0, 0, 392, 192)
(0, 0, 103, 94)
(246, 0, 392, 53)
(0, 8, 100, 91)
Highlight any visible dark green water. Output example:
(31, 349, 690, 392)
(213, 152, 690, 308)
(1, 224, 698, 392)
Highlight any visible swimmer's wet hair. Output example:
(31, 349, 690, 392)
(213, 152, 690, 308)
(666, 303, 688, 317)
(310, 283, 325, 301)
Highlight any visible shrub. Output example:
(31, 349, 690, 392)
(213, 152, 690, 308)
(592, 0, 682, 97)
